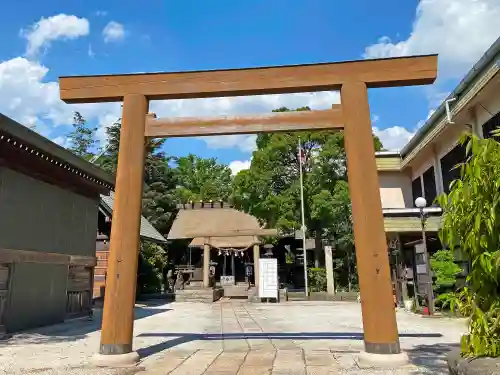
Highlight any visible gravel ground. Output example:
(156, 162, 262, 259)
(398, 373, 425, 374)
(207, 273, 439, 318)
(0, 301, 466, 374)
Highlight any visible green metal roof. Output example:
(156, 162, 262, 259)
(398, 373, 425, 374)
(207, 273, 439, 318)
(100, 192, 167, 244)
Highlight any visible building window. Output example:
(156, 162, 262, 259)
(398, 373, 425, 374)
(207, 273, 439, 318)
(440, 143, 467, 194)
(423, 166, 437, 205)
(412, 177, 422, 206)
(482, 110, 500, 139)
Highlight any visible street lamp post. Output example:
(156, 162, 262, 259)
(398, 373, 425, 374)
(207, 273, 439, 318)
(414, 197, 435, 315)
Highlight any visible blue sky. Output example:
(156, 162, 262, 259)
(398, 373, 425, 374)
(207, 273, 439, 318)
(0, 0, 499, 173)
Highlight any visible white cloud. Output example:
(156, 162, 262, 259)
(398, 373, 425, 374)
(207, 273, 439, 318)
(88, 44, 95, 58)
(373, 126, 415, 152)
(95, 11, 108, 17)
(374, 107, 439, 151)
(0, 57, 121, 140)
(228, 160, 251, 175)
(363, 0, 500, 78)
(21, 14, 89, 57)
(103, 21, 125, 43)
(203, 135, 258, 153)
(52, 135, 70, 148)
(363, 0, 500, 151)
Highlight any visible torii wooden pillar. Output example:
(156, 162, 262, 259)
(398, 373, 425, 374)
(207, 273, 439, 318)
(59, 54, 437, 364)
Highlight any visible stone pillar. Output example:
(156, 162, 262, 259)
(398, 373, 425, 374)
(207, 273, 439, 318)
(96, 94, 148, 366)
(325, 246, 335, 294)
(231, 252, 236, 285)
(341, 83, 402, 358)
(203, 242, 210, 288)
(253, 244, 260, 287)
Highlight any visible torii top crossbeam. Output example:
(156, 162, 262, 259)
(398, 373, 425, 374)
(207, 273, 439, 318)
(59, 55, 437, 103)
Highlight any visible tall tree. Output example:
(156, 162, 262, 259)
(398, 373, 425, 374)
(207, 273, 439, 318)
(232, 106, 383, 284)
(174, 154, 233, 202)
(96, 117, 121, 175)
(95, 118, 177, 236)
(67, 111, 98, 159)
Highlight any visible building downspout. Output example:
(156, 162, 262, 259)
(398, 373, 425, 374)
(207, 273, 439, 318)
(445, 98, 457, 124)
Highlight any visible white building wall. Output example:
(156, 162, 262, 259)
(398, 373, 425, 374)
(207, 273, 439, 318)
(378, 172, 413, 209)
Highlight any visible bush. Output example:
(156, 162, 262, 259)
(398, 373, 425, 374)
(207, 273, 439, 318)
(430, 249, 462, 293)
(308, 267, 327, 292)
(437, 133, 500, 358)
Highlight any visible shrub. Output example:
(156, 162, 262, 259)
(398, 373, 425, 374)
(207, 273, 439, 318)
(430, 249, 462, 292)
(308, 267, 327, 292)
(437, 133, 500, 358)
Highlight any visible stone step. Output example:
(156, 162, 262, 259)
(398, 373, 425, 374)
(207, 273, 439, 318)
(174, 288, 223, 303)
(223, 285, 252, 298)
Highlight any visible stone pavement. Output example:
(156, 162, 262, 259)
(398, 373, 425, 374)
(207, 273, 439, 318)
(0, 300, 466, 374)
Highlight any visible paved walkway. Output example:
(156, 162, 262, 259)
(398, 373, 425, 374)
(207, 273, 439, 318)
(0, 301, 466, 374)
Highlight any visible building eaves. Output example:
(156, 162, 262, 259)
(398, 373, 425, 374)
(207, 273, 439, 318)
(0, 113, 115, 188)
(400, 36, 500, 159)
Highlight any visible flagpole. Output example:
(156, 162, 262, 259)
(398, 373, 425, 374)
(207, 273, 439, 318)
(298, 137, 309, 298)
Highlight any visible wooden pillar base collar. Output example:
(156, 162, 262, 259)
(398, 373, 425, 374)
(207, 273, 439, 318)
(100, 343, 133, 355)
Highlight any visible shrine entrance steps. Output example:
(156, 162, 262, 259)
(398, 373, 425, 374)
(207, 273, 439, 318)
(175, 287, 223, 303)
(222, 283, 253, 299)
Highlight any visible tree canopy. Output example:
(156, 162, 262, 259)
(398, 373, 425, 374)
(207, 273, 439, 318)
(232, 106, 383, 250)
(174, 154, 233, 202)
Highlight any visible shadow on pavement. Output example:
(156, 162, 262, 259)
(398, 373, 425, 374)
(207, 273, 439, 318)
(406, 342, 460, 373)
(0, 302, 171, 346)
(136, 331, 443, 359)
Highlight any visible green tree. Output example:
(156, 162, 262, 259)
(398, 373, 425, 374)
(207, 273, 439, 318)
(174, 154, 233, 202)
(67, 111, 98, 159)
(137, 242, 168, 296)
(232, 106, 383, 287)
(437, 133, 500, 358)
(94, 118, 177, 293)
(96, 117, 121, 174)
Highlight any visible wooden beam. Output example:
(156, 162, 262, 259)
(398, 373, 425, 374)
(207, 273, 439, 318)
(59, 55, 438, 103)
(145, 108, 344, 138)
(99, 94, 148, 358)
(342, 83, 401, 354)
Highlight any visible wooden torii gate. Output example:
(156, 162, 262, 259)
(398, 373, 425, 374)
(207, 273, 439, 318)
(59, 54, 437, 366)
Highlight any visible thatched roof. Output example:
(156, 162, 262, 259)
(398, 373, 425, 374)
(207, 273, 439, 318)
(189, 236, 258, 249)
(168, 202, 267, 249)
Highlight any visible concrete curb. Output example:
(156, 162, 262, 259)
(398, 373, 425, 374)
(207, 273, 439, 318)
(91, 352, 140, 368)
(356, 351, 410, 369)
